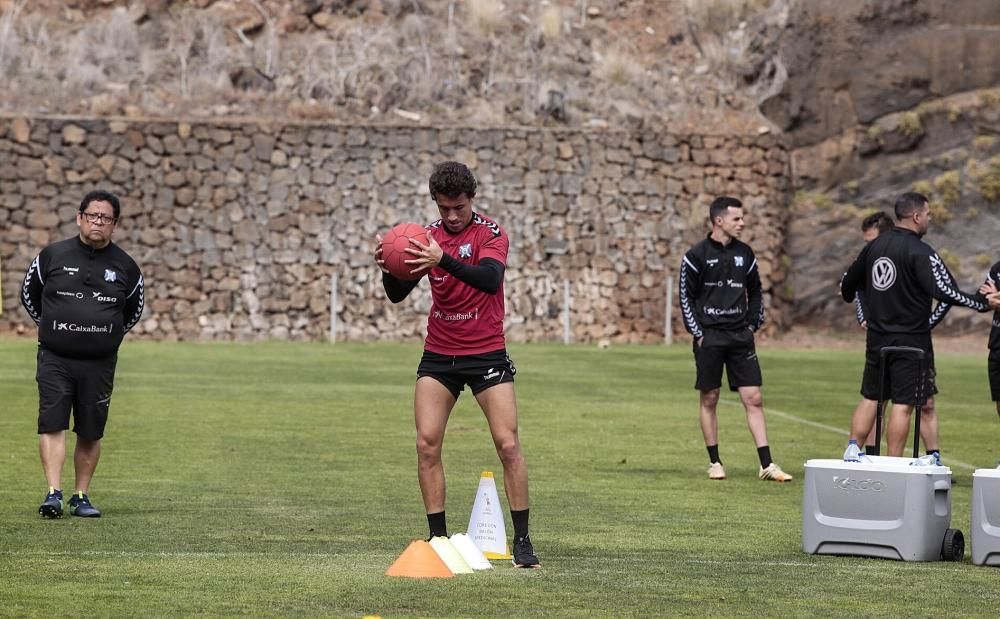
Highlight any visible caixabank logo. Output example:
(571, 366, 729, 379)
(832, 476, 886, 492)
(53, 321, 114, 333)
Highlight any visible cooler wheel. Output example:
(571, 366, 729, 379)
(941, 528, 964, 561)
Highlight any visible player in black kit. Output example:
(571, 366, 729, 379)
(21, 190, 144, 518)
(679, 196, 792, 483)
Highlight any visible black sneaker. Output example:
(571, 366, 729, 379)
(39, 488, 63, 519)
(512, 535, 540, 568)
(68, 492, 101, 518)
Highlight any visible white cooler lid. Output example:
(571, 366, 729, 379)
(973, 467, 1000, 478)
(804, 456, 952, 475)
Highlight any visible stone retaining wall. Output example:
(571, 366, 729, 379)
(0, 115, 790, 343)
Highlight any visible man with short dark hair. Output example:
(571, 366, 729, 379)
(846, 210, 948, 459)
(840, 192, 986, 457)
(373, 161, 540, 568)
(21, 190, 144, 518)
(679, 196, 792, 482)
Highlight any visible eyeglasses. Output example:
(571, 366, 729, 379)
(81, 212, 117, 225)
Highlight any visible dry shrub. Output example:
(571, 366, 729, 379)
(684, 0, 777, 84)
(594, 45, 641, 86)
(684, 0, 772, 35)
(972, 155, 1000, 202)
(0, 0, 27, 74)
(539, 4, 561, 40)
(63, 8, 142, 90)
(281, 16, 442, 116)
(465, 0, 504, 36)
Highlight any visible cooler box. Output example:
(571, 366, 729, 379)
(803, 456, 954, 561)
(971, 468, 1000, 566)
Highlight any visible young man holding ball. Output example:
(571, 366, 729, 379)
(373, 161, 539, 568)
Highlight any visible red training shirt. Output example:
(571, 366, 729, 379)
(423, 213, 508, 355)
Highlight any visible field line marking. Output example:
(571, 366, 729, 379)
(719, 399, 978, 471)
(0, 549, 367, 559)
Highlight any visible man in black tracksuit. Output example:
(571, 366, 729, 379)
(975, 262, 1000, 418)
(840, 192, 986, 457)
(679, 196, 792, 483)
(848, 211, 948, 459)
(21, 190, 144, 518)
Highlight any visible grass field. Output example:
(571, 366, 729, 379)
(1, 338, 999, 617)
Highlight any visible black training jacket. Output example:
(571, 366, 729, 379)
(855, 278, 951, 330)
(840, 227, 985, 334)
(975, 261, 1000, 352)
(679, 235, 763, 339)
(21, 237, 144, 359)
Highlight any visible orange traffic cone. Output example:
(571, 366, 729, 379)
(385, 540, 454, 578)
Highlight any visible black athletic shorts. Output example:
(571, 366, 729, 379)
(36, 347, 117, 440)
(989, 351, 1000, 402)
(416, 349, 516, 400)
(860, 332, 936, 405)
(693, 327, 762, 392)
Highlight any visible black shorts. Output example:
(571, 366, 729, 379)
(860, 333, 936, 405)
(417, 349, 516, 400)
(989, 351, 1000, 402)
(693, 328, 762, 392)
(36, 348, 117, 440)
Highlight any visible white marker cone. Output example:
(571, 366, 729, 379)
(429, 536, 473, 574)
(450, 533, 492, 570)
(466, 471, 510, 559)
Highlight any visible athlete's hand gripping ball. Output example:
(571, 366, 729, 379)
(377, 222, 430, 280)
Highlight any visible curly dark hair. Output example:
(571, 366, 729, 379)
(861, 211, 893, 234)
(428, 161, 477, 199)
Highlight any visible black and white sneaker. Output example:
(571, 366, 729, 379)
(512, 535, 540, 568)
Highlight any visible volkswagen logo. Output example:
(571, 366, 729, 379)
(871, 257, 896, 291)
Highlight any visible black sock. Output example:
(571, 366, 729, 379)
(427, 511, 447, 539)
(707, 444, 721, 465)
(865, 445, 877, 455)
(511, 508, 529, 539)
(757, 446, 772, 469)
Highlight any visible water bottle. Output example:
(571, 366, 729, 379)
(843, 440, 862, 462)
(909, 454, 938, 467)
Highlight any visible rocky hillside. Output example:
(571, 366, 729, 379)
(0, 0, 768, 133)
(743, 0, 1000, 334)
(4, 0, 1000, 336)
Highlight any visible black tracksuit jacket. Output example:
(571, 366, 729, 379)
(21, 237, 144, 359)
(679, 235, 763, 339)
(840, 227, 985, 334)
